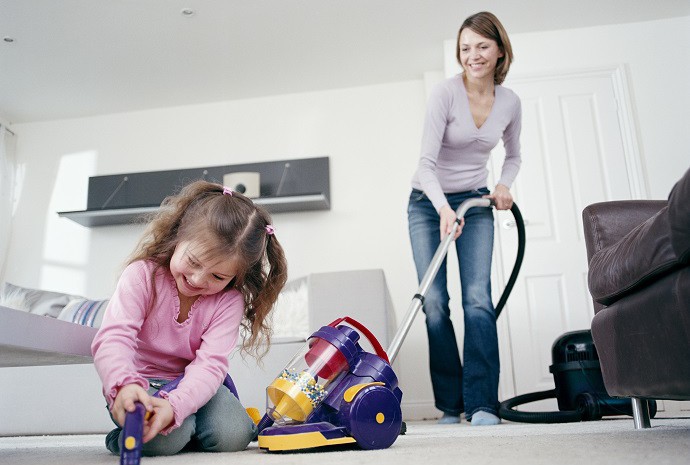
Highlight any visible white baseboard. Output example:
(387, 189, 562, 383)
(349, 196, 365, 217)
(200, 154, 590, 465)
(401, 400, 440, 421)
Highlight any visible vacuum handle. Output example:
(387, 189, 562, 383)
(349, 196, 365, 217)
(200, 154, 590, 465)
(456, 197, 493, 219)
(387, 197, 496, 364)
(152, 375, 183, 398)
(328, 316, 390, 363)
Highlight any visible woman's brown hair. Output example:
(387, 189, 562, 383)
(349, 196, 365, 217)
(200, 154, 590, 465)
(456, 11, 514, 85)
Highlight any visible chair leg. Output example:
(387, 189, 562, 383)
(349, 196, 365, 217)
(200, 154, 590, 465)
(631, 397, 651, 429)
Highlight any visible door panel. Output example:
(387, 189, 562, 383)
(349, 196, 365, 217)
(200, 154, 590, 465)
(491, 68, 642, 407)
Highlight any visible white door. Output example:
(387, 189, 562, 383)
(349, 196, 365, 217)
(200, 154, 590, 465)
(489, 67, 645, 409)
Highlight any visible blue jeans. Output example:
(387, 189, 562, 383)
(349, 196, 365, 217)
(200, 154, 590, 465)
(407, 188, 499, 419)
(106, 379, 257, 456)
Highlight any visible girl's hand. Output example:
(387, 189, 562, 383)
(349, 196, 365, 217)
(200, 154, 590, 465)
(439, 205, 464, 240)
(486, 184, 513, 210)
(142, 397, 174, 443)
(111, 384, 153, 428)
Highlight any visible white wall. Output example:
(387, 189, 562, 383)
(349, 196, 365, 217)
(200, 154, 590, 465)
(5, 81, 426, 300)
(2, 16, 689, 433)
(508, 16, 690, 198)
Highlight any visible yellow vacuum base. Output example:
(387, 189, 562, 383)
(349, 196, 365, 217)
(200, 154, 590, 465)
(258, 430, 356, 452)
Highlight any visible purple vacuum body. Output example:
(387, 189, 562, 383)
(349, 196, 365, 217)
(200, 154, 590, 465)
(257, 317, 403, 452)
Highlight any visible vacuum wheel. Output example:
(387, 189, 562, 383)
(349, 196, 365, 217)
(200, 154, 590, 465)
(577, 392, 602, 421)
(348, 385, 402, 450)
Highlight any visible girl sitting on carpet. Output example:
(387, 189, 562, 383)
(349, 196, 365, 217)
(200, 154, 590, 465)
(91, 180, 287, 456)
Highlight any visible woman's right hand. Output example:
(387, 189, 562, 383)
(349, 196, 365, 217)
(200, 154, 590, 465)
(439, 205, 463, 240)
(111, 383, 154, 428)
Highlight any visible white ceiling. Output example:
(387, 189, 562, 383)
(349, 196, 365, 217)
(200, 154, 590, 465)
(2, 0, 689, 124)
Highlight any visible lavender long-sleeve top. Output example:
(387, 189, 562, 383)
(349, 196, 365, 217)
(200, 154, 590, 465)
(91, 260, 244, 433)
(412, 74, 522, 212)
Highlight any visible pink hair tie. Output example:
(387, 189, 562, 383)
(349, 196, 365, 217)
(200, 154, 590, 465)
(222, 187, 233, 196)
(265, 225, 275, 236)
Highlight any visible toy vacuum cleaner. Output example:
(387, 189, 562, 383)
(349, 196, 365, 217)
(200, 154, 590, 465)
(256, 316, 403, 452)
(121, 316, 402, 460)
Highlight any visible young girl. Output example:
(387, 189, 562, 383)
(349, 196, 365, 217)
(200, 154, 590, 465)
(91, 180, 288, 456)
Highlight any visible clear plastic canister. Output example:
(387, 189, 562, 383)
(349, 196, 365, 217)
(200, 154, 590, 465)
(265, 334, 352, 424)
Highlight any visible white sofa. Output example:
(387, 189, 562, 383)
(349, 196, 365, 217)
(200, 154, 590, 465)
(0, 269, 396, 435)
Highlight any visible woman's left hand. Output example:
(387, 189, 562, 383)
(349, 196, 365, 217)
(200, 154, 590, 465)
(485, 184, 513, 210)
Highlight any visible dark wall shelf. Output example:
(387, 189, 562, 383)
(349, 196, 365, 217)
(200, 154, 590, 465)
(58, 157, 330, 227)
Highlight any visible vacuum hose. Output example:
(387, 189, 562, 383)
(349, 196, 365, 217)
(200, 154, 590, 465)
(493, 207, 620, 424)
(492, 205, 610, 424)
(495, 203, 525, 319)
(499, 389, 583, 423)
(498, 388, 657, 423)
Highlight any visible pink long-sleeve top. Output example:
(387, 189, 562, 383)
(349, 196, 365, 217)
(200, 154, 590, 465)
(412, 74, 522, 212)
(91, 259, 244, 433)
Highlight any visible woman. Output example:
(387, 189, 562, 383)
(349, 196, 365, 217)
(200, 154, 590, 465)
(408, 11, 521, 426)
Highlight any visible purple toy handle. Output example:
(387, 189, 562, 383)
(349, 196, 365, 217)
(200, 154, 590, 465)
(153, 375, 183, 397)
(120, 402, 146, 465)
(153, 374, 239, 400)
(223, 374, 240, 400)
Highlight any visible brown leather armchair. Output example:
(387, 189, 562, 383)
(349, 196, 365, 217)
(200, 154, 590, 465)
(582, 167, 690, 429)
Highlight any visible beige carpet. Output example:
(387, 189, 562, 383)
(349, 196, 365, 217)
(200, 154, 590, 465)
(1, 418, 689, 465)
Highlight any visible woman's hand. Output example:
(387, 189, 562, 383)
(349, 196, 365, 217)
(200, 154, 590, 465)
(486, 184, 513, 210)
(439, 205, 464, 240)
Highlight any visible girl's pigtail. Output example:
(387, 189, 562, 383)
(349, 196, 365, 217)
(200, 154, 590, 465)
(240, 232, 288, 360)
(264, 236, 288, 306)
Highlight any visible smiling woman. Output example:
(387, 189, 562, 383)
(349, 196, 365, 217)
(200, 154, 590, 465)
(455, 11, 513, 86)
(408, 11, 521, 427)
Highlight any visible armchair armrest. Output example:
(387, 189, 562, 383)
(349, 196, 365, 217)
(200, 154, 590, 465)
(582, 200, 666, 313)
(582, 200, 666, 260)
